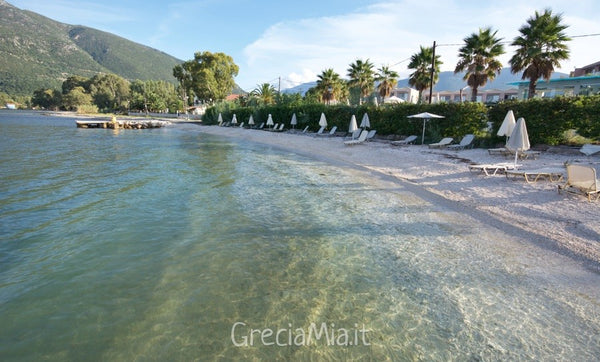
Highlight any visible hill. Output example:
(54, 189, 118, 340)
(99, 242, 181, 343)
(282, 68, 570, 95)
(0, 0, 182, 95)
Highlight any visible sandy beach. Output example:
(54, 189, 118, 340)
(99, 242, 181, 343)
(193, 124, 600, 270)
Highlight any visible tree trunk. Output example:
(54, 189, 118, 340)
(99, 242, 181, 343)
(528, 79, 538, 99)
(470, 86, 478, 102)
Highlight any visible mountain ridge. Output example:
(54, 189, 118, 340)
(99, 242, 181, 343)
(0, 1, 182, 95)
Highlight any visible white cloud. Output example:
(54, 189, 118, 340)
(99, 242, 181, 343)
(238, 0, 600, 90)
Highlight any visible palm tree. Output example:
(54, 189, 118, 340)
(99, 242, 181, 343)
(375, 66, 399, 101)
(455, 27, 505, 102)
(408, 46, 442, 103)
(251, 83, 277, 105)
(510, 9, 570, 99)
(316, 68, 343, 104)
(347, 59, 375, 105)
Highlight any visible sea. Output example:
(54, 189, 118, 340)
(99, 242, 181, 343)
(1, 110, 599, 361)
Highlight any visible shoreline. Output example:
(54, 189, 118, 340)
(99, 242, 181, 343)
(190, 124, 600, 271)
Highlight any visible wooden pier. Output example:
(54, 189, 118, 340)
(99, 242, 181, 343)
(76, 119, 170, 129)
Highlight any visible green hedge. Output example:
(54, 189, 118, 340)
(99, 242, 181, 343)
(204, 95, 600, 146)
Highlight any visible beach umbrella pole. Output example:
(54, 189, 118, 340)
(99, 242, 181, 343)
(421, 119, 426, 144)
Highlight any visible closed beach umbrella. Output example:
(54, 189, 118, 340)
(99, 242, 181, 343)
(348, 114, 358, 134)
(290, 113, 297, 129)
(506, 117, 530, 167)
(360, 113, 370, 128)
(231, 114, 238, 124)
(497, 110, 516, 141)
(407, 112, 445, 144)
(217, 113, 223, 125)
(248, 115, 255, 125)
(319, 113, 327, 128)
(266, 114, 274, 128)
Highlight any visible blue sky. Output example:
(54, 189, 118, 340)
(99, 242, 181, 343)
(9, 0, 600, 91)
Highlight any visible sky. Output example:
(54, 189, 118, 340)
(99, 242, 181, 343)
(9, 0, 600, 91)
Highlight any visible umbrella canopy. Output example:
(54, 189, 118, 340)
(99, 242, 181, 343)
(266, 114, 274, 127)
(506, 117, 530, 167)
(348, 114, 358, 134)
(318, 113, 327, 128)
(231, 114, 238, 124)
(248, 115, 255, 125)
(360, 113, 370, 128)
(407, 112, 445, 144)
(384, 96, 405, 103)
(497, 110, 516, 140)
(290, 113, 297, 128)
(217, 113, 223, 124)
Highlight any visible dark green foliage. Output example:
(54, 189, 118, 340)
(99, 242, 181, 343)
(204, 96, 599, 145)
(489, 96, 600, 145)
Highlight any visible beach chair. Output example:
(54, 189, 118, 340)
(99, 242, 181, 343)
(301, 125, 309, 133)
(558, 164, 600, 201)
(468, 162, 520, 176)
(273, 123, 285, 132)
(315, 126, 325, 135)
(258, 122, 265, 129)
(317, 126, 337, 136)
(428, 137, 453, 149)
(366, 130, 377, 142)
(448, 134, 475, 150)
(505, 167, 564, 183)
(344, 130, 368, 145)
(238, 122, 244, 128)
(580, 144, 600, 156)
(391, 135, 418, 146)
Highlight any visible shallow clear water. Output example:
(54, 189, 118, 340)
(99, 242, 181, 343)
(1, 111, 599, 360)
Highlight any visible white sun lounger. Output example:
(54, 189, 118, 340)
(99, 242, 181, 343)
(448, 134, 475, 150)
(558, 164, 600, 201)
(344, 130, 368, 145)
(428, 137, 453, 149)
(391, 135, 418, 146)
(469, 162, 520, 176)
(505, 167, 564, 183)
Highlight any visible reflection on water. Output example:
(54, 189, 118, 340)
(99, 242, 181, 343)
(1, 111, 599, 360)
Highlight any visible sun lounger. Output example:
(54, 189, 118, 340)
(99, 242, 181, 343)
(505, 167, 564, 183)
(448, 134, 475, 150)
(317, 126, 337, 136)
(580, 144, 600, 156)
(301, 125, 309, 133)
(346, 129, 362, 140)
(391, 135, 418, 146)
(239, 122, 244, 128)
(487, 147, 540, 159)
(344, 130, 368, 145)
(469, 162, 520, 176)
(315, 126, 325, 135)
(366, 130, 377, 142)
(428, 137, 453, 149)
(558, 164, 600, 201)
(272, 123, 285, 132)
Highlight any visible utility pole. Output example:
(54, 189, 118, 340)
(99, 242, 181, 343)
(428, 40, 436, 104)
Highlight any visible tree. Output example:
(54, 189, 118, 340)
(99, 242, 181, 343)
(62, 75, 90, 95)
(182, 51, 239, 103)
(32, 88, 61, 110)
(408, 46, 442, 103)
(89, 74, 130, 112)
(316, 68, 345, 104)
(62, 86, 92, 111)
(251, 83, 277, 105)
(347, 59, 374, 105)
(173, 62, 193, 109)
(455, 27, 505, 102)
(510, 9, 570, 99)
(375, 66, 399, 100)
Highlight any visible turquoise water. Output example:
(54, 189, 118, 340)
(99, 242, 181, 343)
(1, 111, 599, 361)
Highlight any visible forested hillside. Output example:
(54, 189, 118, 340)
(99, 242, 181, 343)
(0, 0, 181, 96)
